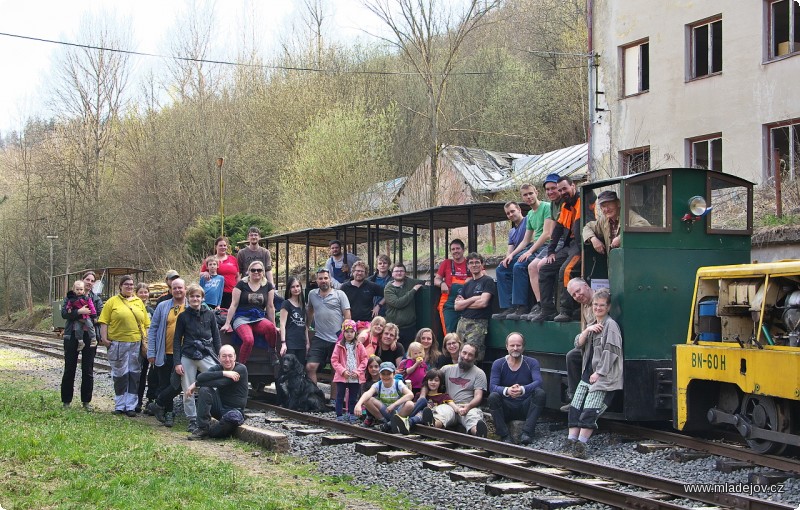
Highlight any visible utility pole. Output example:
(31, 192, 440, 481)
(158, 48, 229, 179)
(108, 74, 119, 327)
(216, 158, 225, 237)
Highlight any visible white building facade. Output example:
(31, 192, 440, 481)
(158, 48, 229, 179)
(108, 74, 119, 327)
(590, 0, 800, 183)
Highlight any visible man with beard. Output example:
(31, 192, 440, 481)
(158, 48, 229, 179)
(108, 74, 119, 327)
(306, 269, 351, 401)
(384, 263, 427, 348)
(532, 175, 587, 322)
(488, 332, 546, 444)
(454, 253, 496, 362)
(433, 239, 469, 334)
(237, 226, 274, 285)
(325, 239, 360, 286)
(433, 343, 488, 437)
(340, 260, 384, 322)
(186, 345, 248, 440)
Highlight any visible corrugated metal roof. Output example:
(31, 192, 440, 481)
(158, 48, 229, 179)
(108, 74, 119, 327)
(360, 176, 407, 211)
(440, 143, 588, 194)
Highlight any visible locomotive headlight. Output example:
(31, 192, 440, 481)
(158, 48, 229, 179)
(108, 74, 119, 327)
(688, 196, 708, 216)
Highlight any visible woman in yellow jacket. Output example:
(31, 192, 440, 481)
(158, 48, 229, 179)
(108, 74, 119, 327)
(99, 275, 151, 416)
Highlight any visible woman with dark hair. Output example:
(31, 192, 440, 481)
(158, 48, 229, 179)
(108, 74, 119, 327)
(98, 275, 151, 416)
(279, 276, 309, 365)
(199, 236, 239, 308)
(60, 271, 103, 410)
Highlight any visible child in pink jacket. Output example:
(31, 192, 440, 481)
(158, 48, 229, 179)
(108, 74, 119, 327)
(331, 319, 369, 423)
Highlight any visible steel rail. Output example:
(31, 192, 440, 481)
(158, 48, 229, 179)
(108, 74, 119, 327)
(250, 401, 793, 510)
(0, 334, 112, 371)
(601, 420, 800, 475)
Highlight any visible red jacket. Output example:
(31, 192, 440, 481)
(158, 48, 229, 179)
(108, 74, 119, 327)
(331, 340, 369, 383)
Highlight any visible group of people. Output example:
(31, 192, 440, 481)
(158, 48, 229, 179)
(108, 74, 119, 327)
(58, 180, 631, 455)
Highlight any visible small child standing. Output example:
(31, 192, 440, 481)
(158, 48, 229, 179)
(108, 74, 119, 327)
(331, 319, 368, 423)
(64, 280, 97, 351)
(199, 257, 225, 309)
(399, 342, 428, 396)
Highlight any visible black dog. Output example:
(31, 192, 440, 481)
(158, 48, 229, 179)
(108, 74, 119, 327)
(275, 354, 327, 413)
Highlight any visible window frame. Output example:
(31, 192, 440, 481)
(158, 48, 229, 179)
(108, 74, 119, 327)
(687, 133, 723, 171)
(620, 146, 651, 175)
(687, 15, 723, 81)
(623, 169, 673, 233)
(621, 38, 650, 97)
(765, 118, 800, 181)
(705, 173, 754, 236)
(765, 0, 800, 61)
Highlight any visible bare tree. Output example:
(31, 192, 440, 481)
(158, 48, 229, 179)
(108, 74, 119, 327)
(363, 0, 502, 207)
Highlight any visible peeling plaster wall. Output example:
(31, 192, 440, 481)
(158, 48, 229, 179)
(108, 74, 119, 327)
(591, 0, 800, 182)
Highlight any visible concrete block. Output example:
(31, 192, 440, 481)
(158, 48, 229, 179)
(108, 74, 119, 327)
(234, 424, 289, 453)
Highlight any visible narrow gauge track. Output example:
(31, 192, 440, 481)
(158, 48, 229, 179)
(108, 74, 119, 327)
(0, 330, 111, 371)
(602, 420, 800, 476)
(249, 400, 793, 510)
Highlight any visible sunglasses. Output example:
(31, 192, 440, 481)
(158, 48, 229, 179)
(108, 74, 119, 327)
(250, 268, 264, 273)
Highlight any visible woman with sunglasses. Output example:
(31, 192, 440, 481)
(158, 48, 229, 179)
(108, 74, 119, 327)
(60, 271, 104, 411)
(221, 261, 277, 363)
(98, 275, 151, 416)
(199, 236, 239, 309)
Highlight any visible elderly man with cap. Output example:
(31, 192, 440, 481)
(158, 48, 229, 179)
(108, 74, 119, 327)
(353, 360, 414, 432)
(583, 190, 650, 255)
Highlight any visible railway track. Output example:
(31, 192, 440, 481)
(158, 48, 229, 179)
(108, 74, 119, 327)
(249, 400, 795, 510)
(0, 328, 111, 371)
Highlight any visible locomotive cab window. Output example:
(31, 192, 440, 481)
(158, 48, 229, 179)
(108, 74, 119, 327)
(624, 170, 672, 232)
(707, 174, 753, 234)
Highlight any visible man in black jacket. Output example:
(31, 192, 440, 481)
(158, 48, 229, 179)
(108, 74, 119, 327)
(185, 345, 248, 440)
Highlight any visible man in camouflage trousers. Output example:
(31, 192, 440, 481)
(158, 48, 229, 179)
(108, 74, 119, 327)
(454, 253, 497, 362)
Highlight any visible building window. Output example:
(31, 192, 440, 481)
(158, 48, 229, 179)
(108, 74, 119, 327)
(689, 135, 723, 171)
(768, 0, 800, 59)
(621, 146, 651, 175)
(768, 120, 800, 180)
(690, 18, 722, 78)
(622, 40, 649, 96)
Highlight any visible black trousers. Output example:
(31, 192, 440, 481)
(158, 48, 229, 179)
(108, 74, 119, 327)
(136, 354, 158, 409)
(488, 386, 546, 438)
(566, 347, 583, 399)
(196, 387, 239, 438)
(153, 354, 177, 412)
(61, 331, 97, 404)
(538, 251, 579, 315)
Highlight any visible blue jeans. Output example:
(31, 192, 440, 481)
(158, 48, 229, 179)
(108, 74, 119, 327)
(496, 252, 524, 309)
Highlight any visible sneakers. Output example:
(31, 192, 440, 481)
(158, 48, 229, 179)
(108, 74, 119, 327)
(125, 410, 138, 417)
(491, 308, 513, 320)
(347, 414, 360, 424)
(164, 412, 175, 427)
(187, 427, 209, 441)
(572, 440, 588, 459)
(187, 419, 198, 433)
(391, 414, 411, 435)
(379, 421, 392, 433)
(505, 305, 529, 321)
(421, 407, 434, 426)
(553, 313, 572, 322)
(361, 416, 375, 428)
(474, 419, 488, 438)
(147, 401, 166, 423)
(335, 415, 348, 422)
(530, 310, 556, 322)
(519, 433, 533, 445)
(500, 435, 515, 444)
(563, 438, 577, 454)
(62, 403, 71, 409)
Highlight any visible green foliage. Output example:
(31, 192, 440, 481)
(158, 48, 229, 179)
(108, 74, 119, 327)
(184, 214, 275, 259)
(759, 214, 800, 227)
(279, 101, 398, 228)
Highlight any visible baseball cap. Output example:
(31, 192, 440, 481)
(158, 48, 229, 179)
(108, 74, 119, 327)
(165, 270, 179, 280)
(596, 190, 619, 205)
(544, 173, 561, 184)
(379, 361, 396, 373)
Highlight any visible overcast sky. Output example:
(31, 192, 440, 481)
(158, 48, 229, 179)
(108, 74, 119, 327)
(0, 0, 388, 134)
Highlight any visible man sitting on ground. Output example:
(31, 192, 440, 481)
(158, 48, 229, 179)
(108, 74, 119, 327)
(433, 343, 488, 437)
(186, 345, 248, 440)
(489, 332, 546, 444)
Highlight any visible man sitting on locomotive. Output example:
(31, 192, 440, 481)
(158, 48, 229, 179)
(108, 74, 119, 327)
(564, 289, 623, 459)
(583, 190, 649, 255)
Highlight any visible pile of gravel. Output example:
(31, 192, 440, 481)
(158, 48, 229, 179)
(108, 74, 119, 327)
(14, 346, 799, 509)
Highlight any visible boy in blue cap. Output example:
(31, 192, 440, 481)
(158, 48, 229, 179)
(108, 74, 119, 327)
(354, 361, 414, 432)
